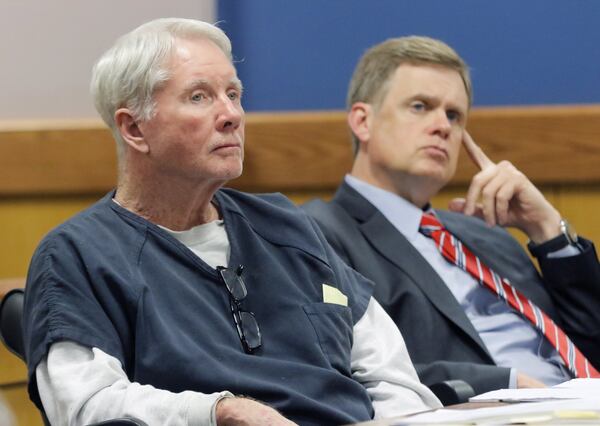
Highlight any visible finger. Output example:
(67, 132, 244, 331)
(469, 204, 485, 221)
(479, 170, 510, 227)
(460, 202, 486, 221)
(463, 166, 497, 215)
(495, 180, 517, 226)
(463, 131, 494, 171)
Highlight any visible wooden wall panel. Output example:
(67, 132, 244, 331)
(1, 105, 600, 196)
(0, 105, 599, 279)
(459, 106, 600, 185)
(555, 185, 600, 241)
(0, 198, 99, 278)
(0, 120, 117, 196)
(0, 346, 26, 387)
(0, 385, 43, 426)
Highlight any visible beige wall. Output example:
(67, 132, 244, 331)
(0, 0, 215, 120)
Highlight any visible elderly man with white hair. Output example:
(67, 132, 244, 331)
(23, 18, 440, 426)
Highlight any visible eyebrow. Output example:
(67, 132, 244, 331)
(184, 77, 244, 93)
(231, 77, 243, 93)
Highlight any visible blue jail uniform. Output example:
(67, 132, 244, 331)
(24, 189, 374, 425)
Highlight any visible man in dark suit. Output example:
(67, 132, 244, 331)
(303, 36, 600, 395)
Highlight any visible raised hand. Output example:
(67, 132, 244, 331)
(448, 132, 562, 244)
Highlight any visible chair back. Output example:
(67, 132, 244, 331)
(0, 288, 25, 360)
(1, 288, 144, 425)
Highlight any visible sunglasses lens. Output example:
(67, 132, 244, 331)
(239, 311, 261, 350)
(220, 268, 247, 300)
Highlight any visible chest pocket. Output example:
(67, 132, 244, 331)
(303, 302, 353, 376)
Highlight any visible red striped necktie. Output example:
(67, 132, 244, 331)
(419, 212, 600, 379)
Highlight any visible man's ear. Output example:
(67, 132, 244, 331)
(114, 108, 149, 154)
(347, 102, 372, 146)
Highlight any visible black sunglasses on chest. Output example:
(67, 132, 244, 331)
(217, 265, 262, 354)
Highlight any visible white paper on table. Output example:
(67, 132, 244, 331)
(469, 378, 600, 403)
(553, 378, 600, 390)
(391, 397, 600, 425)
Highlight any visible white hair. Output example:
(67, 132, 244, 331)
(90, 18, 232, 158)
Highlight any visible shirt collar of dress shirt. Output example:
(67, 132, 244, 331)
(344, 174, 427, 242)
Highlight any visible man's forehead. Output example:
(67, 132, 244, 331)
(390, 64, 468, 103)
(167, 38, 238, 78)
(393, 63, 462, 85)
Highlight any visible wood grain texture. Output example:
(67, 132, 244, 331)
(461, 105, 600, 185)
(0, 120, 117, 196)
(0, 278, 25, 299)
(0, 345, 26, 387)
(0, 384, 43, 426)
(1, 105, 599, 195)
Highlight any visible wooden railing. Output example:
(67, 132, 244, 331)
(1, 104, 599, 279)
(2, 105, 600, 196)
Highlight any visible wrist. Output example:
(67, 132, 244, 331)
(528, 218, 581, 258)
(216, 396, 240, 424)
(525, 209, 562, 244)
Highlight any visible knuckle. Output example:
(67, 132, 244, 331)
(472, 174, 484, 185)
(496, 192, 510, 203)
(482, 187, 495, 198)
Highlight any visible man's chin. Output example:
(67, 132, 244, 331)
(220, 164, 244, 182)
(415, 166, 453, 185)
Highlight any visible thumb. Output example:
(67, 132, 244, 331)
(449, 198, 486, 220)
(448, 198, 467, 213)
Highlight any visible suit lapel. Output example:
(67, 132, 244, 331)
(333, 183, 493, 360)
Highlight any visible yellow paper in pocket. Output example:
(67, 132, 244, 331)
(322, 284, 348, 306)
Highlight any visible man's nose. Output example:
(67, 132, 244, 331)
(431, 109, 451, 139)
(216, 96, 243, 131)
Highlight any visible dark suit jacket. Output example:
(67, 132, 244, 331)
(302, 182, 600, 394)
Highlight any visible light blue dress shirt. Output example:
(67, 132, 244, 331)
(345, 175, 572, 387)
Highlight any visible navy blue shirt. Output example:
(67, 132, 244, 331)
(24, 189, 374, 425)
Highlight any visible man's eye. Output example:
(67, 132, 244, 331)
(191, 93, 205, 102)
(446, 110, 461, 122)
(228, 91, 240, 101)
(411, 102, 426, 111)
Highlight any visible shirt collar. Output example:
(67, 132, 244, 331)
(344, 174, 425, 242)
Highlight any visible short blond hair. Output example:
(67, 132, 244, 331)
(347, 36, 472, 154)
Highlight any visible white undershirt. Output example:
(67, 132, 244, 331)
(36, 218, 440, 425)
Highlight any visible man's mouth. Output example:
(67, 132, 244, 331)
(422, 145, 448, 159)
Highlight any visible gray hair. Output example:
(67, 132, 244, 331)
(347, 36, 472, 154)
(90, 18, 232, 158)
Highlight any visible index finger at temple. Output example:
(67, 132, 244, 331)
(462, 131, 494, 170)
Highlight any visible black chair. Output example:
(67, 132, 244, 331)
(0, 289, 25, 360)
(0, 288, 143, 426)
(430, 379, 475, 406)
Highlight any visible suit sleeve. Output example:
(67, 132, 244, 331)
(535, 237, 600, 368)
(414, 361, 511, 395)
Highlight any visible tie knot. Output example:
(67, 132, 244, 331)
(419, 212, 443, 236)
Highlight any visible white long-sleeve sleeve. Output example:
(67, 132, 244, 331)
(36, 342, 231, 426)
(37, 297, 439, 425)
(351, 297, 442, 418)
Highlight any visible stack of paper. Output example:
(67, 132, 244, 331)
(470, 378, 600, 403)
(388, 379, 600, 425)
(394, 397, 600, 425)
